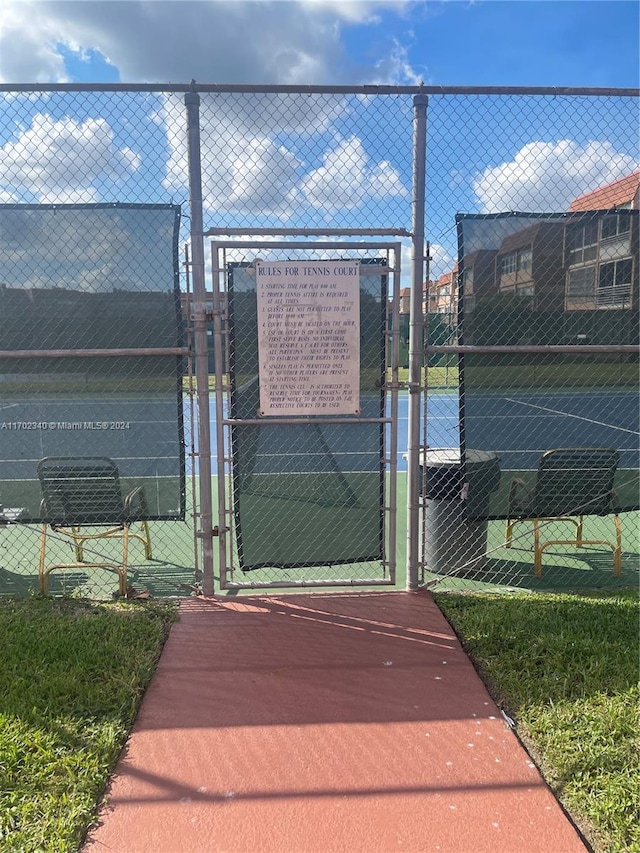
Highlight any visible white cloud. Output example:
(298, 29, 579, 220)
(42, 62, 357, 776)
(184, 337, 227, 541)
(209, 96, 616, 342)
(0, 2, 419, 218)
(228, 138, 302, 214)
(370, 39, 426, 87)
(159, 96, 310, 216)
(0, 113, 141, 202)
(428, 242, 455, 279)
(158, 97, 408, 219)
(0, 4, 70, 82)
(474, 140, 639, 213)
(302, 136, 408, 210)
(0, 1, 415, 85)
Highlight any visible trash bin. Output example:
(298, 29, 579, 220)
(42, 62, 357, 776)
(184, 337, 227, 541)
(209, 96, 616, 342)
(419, 448, 501, 573)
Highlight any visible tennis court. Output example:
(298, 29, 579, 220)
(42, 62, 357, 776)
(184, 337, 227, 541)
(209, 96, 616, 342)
(0, 387, 638, 597)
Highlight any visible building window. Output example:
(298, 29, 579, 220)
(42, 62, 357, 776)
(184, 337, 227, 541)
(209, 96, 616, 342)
(567, 220, 598, 264)
(567, 265, 596, 301)
(462, 267, 474, 292)
(501, 248, 532, 277)
(601, 212, 631, 240)
(597, 258, 633, 308)
(517, 247, 532, 272)
(500, 253, 517, 275)
(517, 284, 534, 297)
(600, 211, 632, 261)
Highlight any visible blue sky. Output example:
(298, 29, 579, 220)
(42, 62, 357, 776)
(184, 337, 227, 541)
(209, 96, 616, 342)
(353, 1, 640, 89)
(0, 1, 638, 284)
(1, 1, 633, 90)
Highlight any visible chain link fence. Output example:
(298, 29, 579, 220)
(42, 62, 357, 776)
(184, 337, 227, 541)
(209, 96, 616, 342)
(0, 89, 198, 599)
(419, 93, 639, 593)
(0, 83, 637, 598)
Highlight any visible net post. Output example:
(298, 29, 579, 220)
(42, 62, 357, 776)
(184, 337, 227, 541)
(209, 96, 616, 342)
(406, 91, 428, 591)
(185, 85, 215, 596)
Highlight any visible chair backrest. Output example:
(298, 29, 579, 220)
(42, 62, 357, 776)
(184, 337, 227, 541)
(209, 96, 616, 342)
(534, 448, 619, 518)
(38, 457, 125, 526)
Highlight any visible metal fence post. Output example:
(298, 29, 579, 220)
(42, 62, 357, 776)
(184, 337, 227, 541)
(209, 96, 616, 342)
(185, 85, 215, 596)
(406, 91, 428, 591)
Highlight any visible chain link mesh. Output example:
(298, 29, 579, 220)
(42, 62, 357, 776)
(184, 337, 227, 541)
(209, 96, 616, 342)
(420, 94, 639, 593)
(0, 90, 198, 599)
(0, 85, 637, 597)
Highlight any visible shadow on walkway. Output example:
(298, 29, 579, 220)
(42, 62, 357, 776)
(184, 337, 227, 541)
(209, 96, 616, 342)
(84, 591, 587, 853)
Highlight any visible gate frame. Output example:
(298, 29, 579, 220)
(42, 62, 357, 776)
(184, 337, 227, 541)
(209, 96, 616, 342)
(209, 238, 403, 590)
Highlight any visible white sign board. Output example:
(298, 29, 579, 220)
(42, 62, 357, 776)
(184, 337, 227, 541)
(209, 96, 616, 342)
(256, 260, 361, 416)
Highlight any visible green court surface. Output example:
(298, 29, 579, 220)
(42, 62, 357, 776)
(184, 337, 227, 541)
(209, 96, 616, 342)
(0, 476, 638, 599)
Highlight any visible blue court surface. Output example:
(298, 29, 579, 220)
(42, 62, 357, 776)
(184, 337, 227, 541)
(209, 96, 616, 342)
(462, 390, 639, 471)
(1, 389, 637, 479)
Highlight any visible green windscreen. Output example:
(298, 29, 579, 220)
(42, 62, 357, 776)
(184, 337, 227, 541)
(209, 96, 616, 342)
(0, 204, 185, 522)
(228, 261, 386, 571)
(457, 211, 639, 520)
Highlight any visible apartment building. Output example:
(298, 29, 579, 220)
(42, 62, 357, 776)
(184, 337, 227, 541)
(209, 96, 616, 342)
(495, 221, 566, 312)
(430, 266, 458, 320)
(459, 249, 497, 311)
(398, 287, 412, 315)
(565, 171, 640, 311)
(403, 170, 640, 326)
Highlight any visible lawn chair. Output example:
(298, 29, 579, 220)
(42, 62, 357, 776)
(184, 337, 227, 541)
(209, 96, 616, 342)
(37, 456, 152, 596)
(505, 448, 622, 578)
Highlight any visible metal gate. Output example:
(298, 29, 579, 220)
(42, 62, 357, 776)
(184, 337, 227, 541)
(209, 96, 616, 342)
(209, 240, 403, 590)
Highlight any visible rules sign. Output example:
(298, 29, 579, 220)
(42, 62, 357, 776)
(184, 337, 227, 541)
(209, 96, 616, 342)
(256, 260, 361, 416)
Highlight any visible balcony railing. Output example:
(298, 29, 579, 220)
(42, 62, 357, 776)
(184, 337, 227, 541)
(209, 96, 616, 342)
(596, 283, 632, 308)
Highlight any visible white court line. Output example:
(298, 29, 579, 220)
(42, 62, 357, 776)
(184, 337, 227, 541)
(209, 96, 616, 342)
(504, 398, 640, 436)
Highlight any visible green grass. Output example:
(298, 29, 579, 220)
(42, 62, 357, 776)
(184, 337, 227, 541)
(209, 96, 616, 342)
(434, 589, 640, 853)
(464, 361, 637, 391)
(2, 589, 637, 851)
(394, 365, 458, 387)
(0, 597, 177, 852)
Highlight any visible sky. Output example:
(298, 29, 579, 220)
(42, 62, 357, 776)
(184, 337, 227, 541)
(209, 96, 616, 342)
(0, 0, 638, 286)
(1, 1, 638, 89)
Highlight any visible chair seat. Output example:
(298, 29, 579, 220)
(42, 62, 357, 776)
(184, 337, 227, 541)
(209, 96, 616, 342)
(37, 456, 152, 596)
(505, 448, 622, 578)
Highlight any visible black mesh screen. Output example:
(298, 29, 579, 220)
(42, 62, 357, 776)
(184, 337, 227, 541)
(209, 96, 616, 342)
(0, 204, 185, 522)
(457, 211, 639, 520)
(228, 261, 386, 571)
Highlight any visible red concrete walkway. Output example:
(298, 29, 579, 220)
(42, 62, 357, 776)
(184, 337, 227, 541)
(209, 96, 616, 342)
(84, 592, 587, 853)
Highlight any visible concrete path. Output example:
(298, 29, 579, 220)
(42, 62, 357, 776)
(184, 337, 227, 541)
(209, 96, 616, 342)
(84, 592, 587, 853)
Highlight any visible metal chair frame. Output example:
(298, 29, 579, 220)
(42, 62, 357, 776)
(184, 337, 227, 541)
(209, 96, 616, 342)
(505, 448, 622, 578)
(37, 456, 152, 595)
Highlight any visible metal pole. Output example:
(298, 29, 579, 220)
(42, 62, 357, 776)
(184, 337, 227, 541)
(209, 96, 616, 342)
(204, 228, 412, 237)
(420, 244, 431, 585)
(387, 244, 402, 584)
(211, 244, 229, 587)
(183, 243, 201, 586)
(185, 87, 215, 596)
(406, 91, 428, 592)
(3, 83, 637, 97)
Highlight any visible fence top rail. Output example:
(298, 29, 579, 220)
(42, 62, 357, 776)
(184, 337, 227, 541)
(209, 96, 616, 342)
(1, 83, 638, 97)
(0, 348, 188, 359)
(427, 345, 640, 354)
(205, 228, 412, 237)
